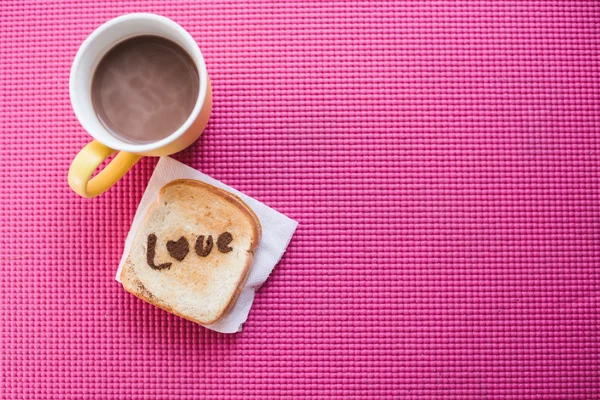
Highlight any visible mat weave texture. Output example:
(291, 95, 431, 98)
(1, 1, 599, 398)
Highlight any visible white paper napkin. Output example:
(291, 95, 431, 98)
(116, 156, 298, 333)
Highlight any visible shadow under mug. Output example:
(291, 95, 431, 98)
(68, 13, 212, 198)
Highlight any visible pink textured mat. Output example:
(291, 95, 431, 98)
(1, 1, 599, 398)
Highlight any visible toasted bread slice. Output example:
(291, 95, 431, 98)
(121, 179, 262, 325)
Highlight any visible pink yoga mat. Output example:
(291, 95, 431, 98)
(1, 1, 599, 398)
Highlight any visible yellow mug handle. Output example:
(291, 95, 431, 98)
(68, 140, 142, 198)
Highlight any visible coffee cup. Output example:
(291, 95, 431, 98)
(68, 13, 211, 198)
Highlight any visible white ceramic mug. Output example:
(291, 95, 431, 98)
(68, 13, 212, 198)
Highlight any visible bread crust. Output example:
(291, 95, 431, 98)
(121, 179, 262, 325)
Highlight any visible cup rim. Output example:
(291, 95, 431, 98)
(69, 13, 208, 154)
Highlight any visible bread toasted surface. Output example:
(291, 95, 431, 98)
(121, 179, 261, 325)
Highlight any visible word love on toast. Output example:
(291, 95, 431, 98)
(121, 179, 262, 325)
(146, 232, 234, 270)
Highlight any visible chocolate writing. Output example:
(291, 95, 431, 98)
(217, 232, 233, 253)
(195, 235, 213, 257)
(146, 234, 172, 270)
(146, 232, 234, 267)
(166, 237, 189, 261)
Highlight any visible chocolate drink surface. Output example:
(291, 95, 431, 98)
(91, 35, 199, 144)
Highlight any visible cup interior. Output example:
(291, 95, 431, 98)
(70, 14, 207, 153)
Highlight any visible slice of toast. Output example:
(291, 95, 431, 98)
(121, 179, 262, 325)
